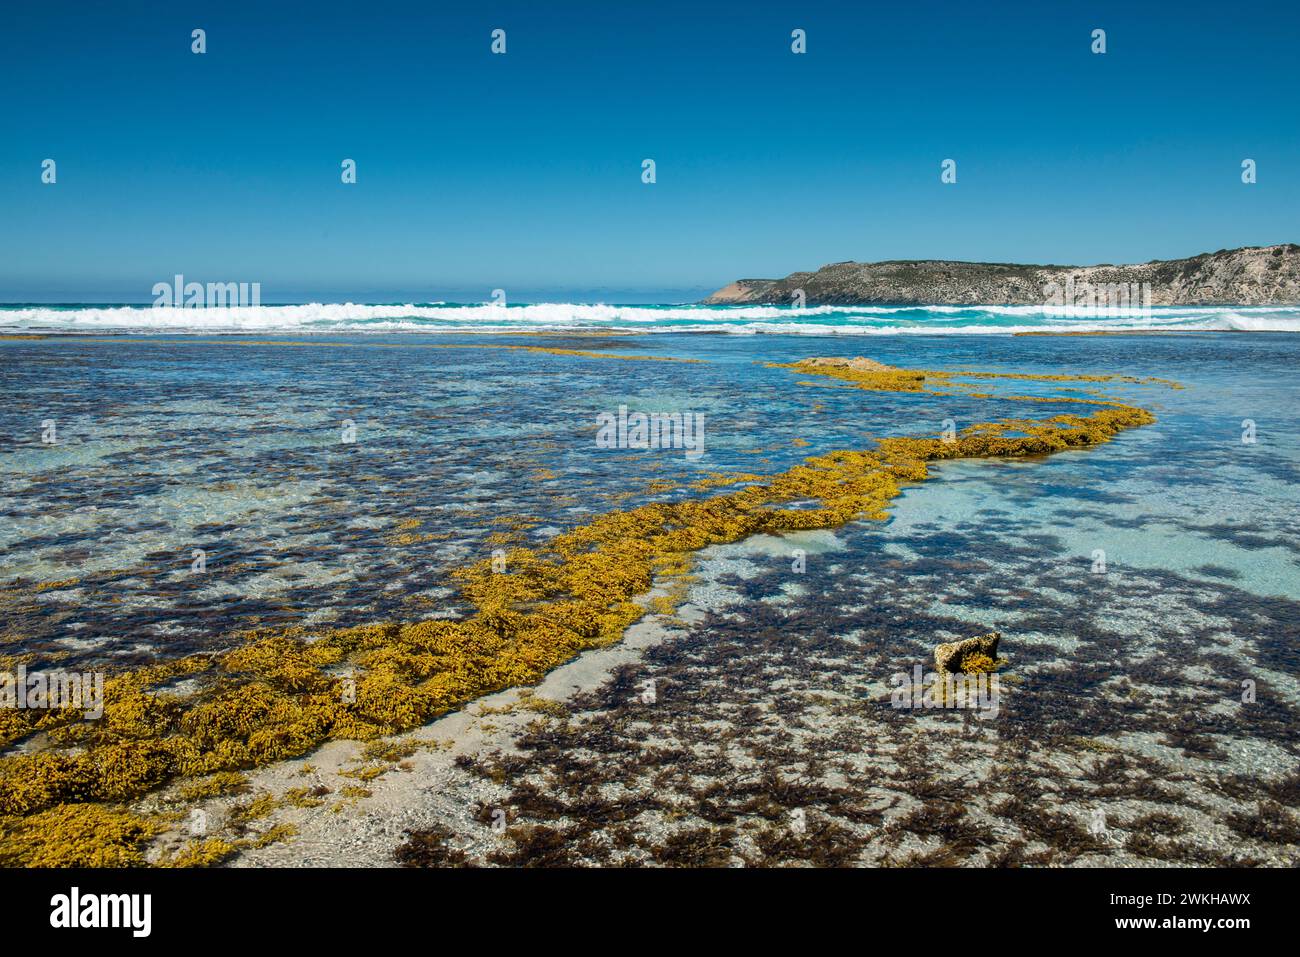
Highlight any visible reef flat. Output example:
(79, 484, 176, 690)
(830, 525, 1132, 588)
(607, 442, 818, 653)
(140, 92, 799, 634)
(1, 332, 1296, 866)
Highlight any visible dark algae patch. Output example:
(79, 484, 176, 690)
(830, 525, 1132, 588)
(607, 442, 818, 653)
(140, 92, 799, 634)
(397, 551, 1298, 867)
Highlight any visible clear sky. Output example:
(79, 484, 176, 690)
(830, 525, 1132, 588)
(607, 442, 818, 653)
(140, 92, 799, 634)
(1, 0, 1296, 302)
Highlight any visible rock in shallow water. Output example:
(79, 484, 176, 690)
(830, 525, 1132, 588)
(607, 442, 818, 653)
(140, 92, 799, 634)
(934, 631, 1001, 673)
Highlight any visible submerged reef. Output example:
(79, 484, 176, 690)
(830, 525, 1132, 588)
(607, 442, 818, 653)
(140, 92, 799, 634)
(0, 353, 1167, 866)
(768, 357, 1177, 395)
(768, 357, 929, 392)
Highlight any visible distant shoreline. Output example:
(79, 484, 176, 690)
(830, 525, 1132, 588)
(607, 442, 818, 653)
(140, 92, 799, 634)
(703, 244, 1300, 307)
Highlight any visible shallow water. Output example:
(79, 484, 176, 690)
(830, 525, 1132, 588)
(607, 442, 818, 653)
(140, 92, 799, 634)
(2, 333, 1296, 661)
(2, 331, 1297, 864)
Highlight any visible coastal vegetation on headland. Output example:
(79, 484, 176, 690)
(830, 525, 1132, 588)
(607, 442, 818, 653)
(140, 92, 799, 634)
(0, 348, 1174, 866)
(703, 244, 1300, 306)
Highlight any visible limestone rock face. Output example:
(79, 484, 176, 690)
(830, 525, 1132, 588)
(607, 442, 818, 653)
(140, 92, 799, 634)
(702, 245, 1300, 306)
(934, 632, 1001, 674)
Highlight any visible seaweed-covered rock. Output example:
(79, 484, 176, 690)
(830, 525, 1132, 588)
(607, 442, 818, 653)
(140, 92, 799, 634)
(801, 356, 900, 373)
(934, 632, 1001, 673)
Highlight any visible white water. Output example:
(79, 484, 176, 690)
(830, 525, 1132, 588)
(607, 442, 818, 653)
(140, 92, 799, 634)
(3, 302, 1299, 335)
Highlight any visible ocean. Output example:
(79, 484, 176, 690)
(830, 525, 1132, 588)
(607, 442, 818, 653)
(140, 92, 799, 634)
(3, 301, 1300, 335)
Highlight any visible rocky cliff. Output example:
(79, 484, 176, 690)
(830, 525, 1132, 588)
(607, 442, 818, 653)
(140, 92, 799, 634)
(702, 245, 1300, 306)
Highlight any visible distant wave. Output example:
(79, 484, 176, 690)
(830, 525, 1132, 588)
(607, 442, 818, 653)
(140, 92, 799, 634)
(3, 302, 1299, 335)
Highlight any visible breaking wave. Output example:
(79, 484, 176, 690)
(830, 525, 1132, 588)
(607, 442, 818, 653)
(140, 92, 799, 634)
(3, 302, 1299, 335)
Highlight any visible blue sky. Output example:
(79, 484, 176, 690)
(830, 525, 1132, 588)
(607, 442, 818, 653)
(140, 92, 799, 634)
(1, 0, 1296, 302)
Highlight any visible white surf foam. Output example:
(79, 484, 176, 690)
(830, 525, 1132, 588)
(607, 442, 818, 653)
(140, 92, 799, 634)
(2, 302, 1298, 335)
